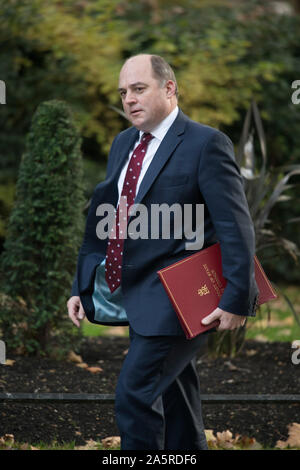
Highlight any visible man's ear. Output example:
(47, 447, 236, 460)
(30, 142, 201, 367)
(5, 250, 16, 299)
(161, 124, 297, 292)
(165, 80, 177, 98)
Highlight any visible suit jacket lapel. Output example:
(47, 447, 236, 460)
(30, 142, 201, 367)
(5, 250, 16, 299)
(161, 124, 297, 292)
(134, 109, 188, 206)
(112, 128, 140, 183)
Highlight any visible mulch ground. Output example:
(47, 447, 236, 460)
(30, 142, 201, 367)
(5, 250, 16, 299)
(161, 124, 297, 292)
(0, 335, 299, 448)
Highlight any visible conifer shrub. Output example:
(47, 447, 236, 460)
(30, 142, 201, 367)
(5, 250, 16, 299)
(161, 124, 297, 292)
(0, 100, 85, 355)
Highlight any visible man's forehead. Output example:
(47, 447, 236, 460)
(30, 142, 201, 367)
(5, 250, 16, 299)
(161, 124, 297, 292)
(119, 57, 153, 81)
(118, 75, 155, 90)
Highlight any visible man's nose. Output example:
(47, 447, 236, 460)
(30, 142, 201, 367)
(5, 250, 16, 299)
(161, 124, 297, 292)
(124, 91, 137, 105)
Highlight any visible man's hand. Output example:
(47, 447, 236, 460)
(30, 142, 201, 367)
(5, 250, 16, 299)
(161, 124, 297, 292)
(67, 296, 86, 328)
(202, 307, 246, 331)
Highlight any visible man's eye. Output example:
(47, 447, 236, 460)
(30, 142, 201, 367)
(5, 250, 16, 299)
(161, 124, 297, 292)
(136, 88, 144, 93)
(120, 91, 126, 98)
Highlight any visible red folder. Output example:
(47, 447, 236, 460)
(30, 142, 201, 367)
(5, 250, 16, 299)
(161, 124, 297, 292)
(157, 242, 277, 339)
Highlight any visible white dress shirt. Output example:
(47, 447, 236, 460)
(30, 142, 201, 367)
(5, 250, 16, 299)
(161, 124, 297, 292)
(117, 106, 179, 204)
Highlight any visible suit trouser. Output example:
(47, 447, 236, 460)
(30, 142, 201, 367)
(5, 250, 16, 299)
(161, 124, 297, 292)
(115, 325, 208, 450)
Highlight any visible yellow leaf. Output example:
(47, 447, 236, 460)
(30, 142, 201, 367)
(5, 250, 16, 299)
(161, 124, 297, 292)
(86, 366, 103, 374)
(205, 429, 216, 443)
(216, 430, 233, 443)
(0, 434, 14, 449)
(67, 351, 83, 364)
(75, 362, 89, 369)
(75, 439, 99, 450)
(245, 349, 257, 356)
(276, 423, 300, 449)
(5, 359, 15, 366)
(101, 436, 121, 449)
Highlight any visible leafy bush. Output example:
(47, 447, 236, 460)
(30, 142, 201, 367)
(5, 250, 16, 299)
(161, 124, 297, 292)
(208, 100, 300, 357)
(0, 100, 85, 355)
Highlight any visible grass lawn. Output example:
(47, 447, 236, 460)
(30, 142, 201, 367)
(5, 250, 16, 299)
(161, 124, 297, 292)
(81, 321, 129, 338)
(245, 285, 300, 343)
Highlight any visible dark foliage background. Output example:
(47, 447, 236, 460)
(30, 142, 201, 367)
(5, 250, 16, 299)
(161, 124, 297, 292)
(0, 0, 299, 281)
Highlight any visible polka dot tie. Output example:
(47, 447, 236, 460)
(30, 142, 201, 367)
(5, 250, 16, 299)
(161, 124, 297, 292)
(105, 133, 154, 292)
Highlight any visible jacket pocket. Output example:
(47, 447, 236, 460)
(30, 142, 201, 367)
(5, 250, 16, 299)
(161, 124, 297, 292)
(157, 174, 189, 188)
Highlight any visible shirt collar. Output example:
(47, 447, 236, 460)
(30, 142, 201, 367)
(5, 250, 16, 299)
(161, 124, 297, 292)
(139, 106, 179, 143)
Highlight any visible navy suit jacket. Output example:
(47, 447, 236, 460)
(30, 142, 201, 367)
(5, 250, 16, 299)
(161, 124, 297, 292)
(71, 109, 259, 336)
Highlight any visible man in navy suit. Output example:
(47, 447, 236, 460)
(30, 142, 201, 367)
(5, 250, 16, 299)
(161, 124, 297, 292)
(67, 54, 258, 450)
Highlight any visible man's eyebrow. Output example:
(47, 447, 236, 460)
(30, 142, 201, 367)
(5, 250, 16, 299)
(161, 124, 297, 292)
(118, 82, 148, 92)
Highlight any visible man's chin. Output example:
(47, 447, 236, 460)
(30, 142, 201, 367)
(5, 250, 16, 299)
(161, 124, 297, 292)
(132, 120, 147, 131)
(134, 125, 145, 131)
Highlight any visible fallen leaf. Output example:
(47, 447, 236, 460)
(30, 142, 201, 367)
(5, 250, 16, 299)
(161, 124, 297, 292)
(101, 436, 121, 449)
(86, 366, 103, 374)
(4, 359, 15, 367)
(216, 430, 233, 442)
(276, 423, 300, 449)
(205, 429, 216, 443)
(217, 430, 244, 449)
(245, 349, 257, 356)
(75, 439, 99, 450)
(0, 434, 14, 449)
(205, 429, 262, 450)
(239, 436, 262, 450)
(224, 361, 238, 371)
(253, 334, 269, 342)
(75, 362, 89, 369)
(68, 351, 83, 364)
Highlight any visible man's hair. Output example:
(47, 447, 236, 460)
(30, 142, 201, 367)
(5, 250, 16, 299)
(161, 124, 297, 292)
(150, 55, 179, 98)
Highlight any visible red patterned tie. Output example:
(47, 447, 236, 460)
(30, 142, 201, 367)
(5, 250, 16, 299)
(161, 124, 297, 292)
(105, 133, 153, 292)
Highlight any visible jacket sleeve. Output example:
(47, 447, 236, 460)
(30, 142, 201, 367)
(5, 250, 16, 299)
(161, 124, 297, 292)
(69, 135, 119, 298)
(198, 130, 259, 316)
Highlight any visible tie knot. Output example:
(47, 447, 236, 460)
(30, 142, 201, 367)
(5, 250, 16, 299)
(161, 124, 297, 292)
(141, 133, 153, 145)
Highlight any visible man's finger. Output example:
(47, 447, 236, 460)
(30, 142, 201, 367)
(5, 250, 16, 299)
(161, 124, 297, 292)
(201, 309, 220, 325)
(69, 310, 80, 328)
(78, 302, 86, 320)
(67, 296, 83, 327)
(69, 303, 79, 317)
(72, 315, 80, 328)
